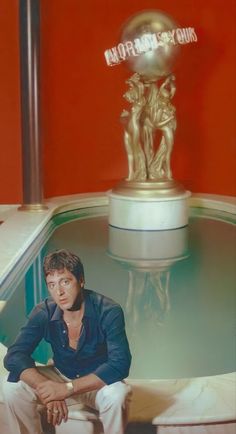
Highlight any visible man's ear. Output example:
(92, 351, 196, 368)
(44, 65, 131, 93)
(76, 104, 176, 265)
(80, 278, 85, 288)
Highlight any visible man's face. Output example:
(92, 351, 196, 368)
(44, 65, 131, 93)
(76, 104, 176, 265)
(46, 268, 83, 311)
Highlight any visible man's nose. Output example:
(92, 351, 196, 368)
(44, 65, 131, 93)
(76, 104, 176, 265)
(56, 283, 65, 295)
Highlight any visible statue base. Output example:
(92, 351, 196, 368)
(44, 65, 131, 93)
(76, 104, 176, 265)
(108, 225, 189, 271)
(108, 179, 191, 230)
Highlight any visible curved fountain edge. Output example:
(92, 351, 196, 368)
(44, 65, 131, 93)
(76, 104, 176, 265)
(0, 192, 235, 427)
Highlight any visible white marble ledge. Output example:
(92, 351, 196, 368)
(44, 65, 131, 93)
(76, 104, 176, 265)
(189, 193, 236, 215)
(0, 205, 18, 222)
(0, 193, 108, 288)
(127, 372, 236, 425)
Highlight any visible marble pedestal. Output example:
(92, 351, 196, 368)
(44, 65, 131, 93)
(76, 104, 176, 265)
(108, 180, 191, 231)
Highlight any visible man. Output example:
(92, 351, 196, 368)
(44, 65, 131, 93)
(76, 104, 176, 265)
(3, 249, 132, 434)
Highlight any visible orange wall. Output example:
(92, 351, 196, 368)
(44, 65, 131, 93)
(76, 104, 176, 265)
(0, 0, 235, 203)
(0, 0, 22, 203)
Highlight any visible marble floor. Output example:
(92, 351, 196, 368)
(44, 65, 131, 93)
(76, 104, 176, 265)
(0, 408, 155, 434)
(0, 410, 235, 434)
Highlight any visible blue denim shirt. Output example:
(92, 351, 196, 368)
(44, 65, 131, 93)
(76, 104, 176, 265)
(4, 289, 132, 384)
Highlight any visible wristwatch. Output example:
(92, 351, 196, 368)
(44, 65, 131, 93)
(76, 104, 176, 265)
(66, 381, 74, 394)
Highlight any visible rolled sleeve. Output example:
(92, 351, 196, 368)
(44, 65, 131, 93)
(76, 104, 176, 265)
(94, 306, 131, 384)
(4, 305, 46, 382)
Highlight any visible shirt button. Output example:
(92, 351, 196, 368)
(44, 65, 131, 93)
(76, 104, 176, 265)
(63, 330, 66, 334)
(76, 374, 80, 378)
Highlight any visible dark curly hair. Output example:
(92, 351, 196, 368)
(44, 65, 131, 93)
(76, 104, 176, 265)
(43, 249, 84, 283)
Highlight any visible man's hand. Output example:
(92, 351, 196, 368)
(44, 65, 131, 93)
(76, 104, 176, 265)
(36, 380, 70, 404)
(46, 400, 68, 426)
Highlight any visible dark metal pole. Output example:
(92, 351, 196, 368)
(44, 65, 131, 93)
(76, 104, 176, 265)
(18, 0, 47, 211)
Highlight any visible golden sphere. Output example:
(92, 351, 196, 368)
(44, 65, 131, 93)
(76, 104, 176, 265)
(121, 10, 180, 80)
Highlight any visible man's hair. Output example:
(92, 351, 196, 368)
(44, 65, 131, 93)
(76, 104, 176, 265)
(43, 249, 84, 283)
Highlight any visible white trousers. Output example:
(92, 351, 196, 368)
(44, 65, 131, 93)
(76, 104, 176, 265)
(2, 366, 132, 434)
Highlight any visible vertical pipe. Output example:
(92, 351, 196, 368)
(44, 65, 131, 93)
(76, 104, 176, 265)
(18, 0, 47, 211)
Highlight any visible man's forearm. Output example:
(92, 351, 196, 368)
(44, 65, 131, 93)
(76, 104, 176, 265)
(20, 368, 69, 424)
(71, 373, 105, 396)
(33, 372, 106, 404)
(20, 367, 48, 389)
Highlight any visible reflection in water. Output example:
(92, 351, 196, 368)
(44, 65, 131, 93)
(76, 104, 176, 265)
(1, 209, 235, 378)
(108, 226, 189, 328)
(126, 269, 171, 327)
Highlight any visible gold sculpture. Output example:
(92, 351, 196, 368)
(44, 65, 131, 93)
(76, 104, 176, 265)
(121, 74, 146, 181)
(114, 10, 187, 196)
(121, 72, 177, 181)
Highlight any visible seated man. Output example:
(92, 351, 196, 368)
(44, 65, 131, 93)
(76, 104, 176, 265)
(3, 249, 132, 434)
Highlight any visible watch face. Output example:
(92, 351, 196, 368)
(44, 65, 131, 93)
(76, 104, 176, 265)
(66, 382, 74, 392)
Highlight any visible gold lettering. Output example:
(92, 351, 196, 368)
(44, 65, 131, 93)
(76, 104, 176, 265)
(176, 28, 186, 44)
(117, 43, 126, 60)
(104, 48, 120, 66)
(125, 41, 138, 57)
(189, 27, 198, 42)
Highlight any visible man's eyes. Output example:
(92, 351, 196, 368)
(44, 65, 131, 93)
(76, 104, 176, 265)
(47, 279, 71, 290)
(61, 279, 70, 286)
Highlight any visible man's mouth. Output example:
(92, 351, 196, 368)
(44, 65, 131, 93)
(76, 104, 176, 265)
(59, 299, 68, 304)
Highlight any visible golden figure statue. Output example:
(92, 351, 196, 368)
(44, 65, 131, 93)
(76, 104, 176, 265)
(121, 73, 147, 181)
(121, 73, 177, 181)
(109, 11, 191, 232)
(147, 74, 176, 180)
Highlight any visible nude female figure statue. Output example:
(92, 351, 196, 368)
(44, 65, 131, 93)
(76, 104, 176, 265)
(121, 73, 176, 181)
(121, 73, 147, 181)
(143, 74, 176, 180)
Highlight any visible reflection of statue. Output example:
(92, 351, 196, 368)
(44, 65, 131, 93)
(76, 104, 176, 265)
(108, 225, 189, 330)
(126, 269, 171, 328)
(121, 73, 177, 181)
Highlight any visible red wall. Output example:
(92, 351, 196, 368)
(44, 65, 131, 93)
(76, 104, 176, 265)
(0, 0, 22, 203)
(0, 0, 235, 203)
